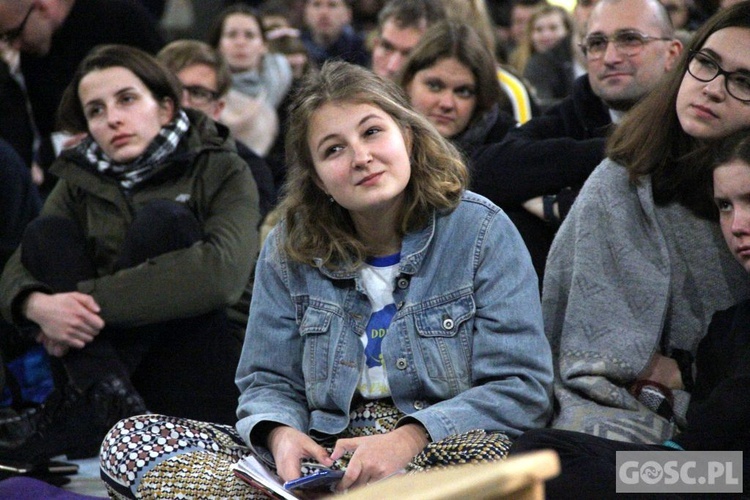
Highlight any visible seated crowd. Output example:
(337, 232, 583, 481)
(0, 0, 749, 499)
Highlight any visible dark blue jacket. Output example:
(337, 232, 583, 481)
(301, 26, 369, 68)
(675, 299, 750, 452)
(0, 139, 40, 268)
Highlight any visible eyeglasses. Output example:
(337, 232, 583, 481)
(687, 50, 750, 103)
(0, 4, 35, 44)
(579, 30, 672, 59)
(182, 85, 220, 105)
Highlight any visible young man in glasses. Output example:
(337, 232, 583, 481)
(157, 40, 276, 222)
(471, 0, 682, 281)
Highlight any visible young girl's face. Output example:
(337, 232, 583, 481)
(531, 11, 568, 53)
(676, 27, 750, 140)
(405, 57, 477, 139)
(714, 158, 750, 272)
(308, 101, 411, 223)
(219, 13, 266, 73)
(79, 66, 173, 163)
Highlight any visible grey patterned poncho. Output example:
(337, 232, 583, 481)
(542, 159, 750, 444)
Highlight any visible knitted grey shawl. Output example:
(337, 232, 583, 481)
(232, 52, 293, 109)
(542, 159, 750, 444)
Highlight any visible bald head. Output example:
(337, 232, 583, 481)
(0, 0, 72, 55)
(587, 0, 674, 39)
(0, 0, 33, 40)
(583, 0, 682, 111)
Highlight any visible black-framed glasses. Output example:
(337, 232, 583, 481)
(579, 30, 672, 59)
(0, 4, 35, 44)
(687, 50, 750, 103)
(182, 85, 220, 105)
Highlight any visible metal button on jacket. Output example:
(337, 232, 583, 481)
(396, 358, 408, 370)
(397, 277, 409, 289)
(413, 400, 425, 410)
(442, 317, 454, 330)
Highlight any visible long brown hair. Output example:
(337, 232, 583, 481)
(281, 61, 468, 270)
(397, 20, 506, 134)
(57, 44, 181, 134)
(713, 130, 750, 170)
(206, 3, 266, 48)
(607, 2, 750, 218)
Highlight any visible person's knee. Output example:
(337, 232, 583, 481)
(132, 200, 201, 238)
(22, 215, 83, 253)
(117, 200, 203, 268)
(21, 216, 95, 289)
(136, 199, 189, 218)
(510, 428, 564, 454)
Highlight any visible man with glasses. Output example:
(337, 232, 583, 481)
(580, 1, 682, 111)
(0, 0, 163, 195)
(0, 3, 38, 177)
(471, 0, 682, 281)
(157, 40, 276, 221)
(0, 4, 35, 46)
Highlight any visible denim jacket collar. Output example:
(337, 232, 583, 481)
(313, 210, 437, 281)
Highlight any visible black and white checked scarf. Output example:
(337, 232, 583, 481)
(78, 110, 190, 190)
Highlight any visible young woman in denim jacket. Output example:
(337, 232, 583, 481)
(100, 60, 553, 499)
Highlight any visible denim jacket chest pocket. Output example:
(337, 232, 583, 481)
(298, 302, 342, 383)
(411, 292, 475, 386)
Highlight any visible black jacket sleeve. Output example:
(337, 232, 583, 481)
(673, 301, 750, 451)
(0, 140, 41, 267)
(235, 141, 276, 220)
(470, 76, 611, 208)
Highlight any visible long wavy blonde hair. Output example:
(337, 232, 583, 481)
(280, 61, 468, 270)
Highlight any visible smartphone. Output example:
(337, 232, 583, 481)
(283, 468, 345, 491)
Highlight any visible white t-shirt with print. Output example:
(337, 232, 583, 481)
(357, 253, 400, 399)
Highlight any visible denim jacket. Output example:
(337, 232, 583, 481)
(235, 191, 553, 456)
